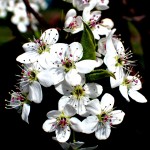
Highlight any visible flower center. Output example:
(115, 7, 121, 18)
(97, 111, 112, 126)
(57, 113, 70, 128)
(62, 57, 75, 72)
(35, 39, 50, 54)
(72, 85, 85, 100)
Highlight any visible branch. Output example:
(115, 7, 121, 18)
(22, 0, 50, 29)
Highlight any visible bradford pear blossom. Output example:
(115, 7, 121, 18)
(82, 7, 113, 40)
(82, 93, 125, 140)
(52, 137, 98, 150)
(55, 75, 103, 116)
(16, 28, 59, 68)
(119, 70, 147, 103)
(64, 9, 84, 34)
(11, 5, 30, 32)
(95, 0, 109, 10)
(5, 87, 31, 123)
(46, 42, 98, 86)
(18, 62, 54, 103)
(0, 0, 7, 18)
(104, 29, 136, 88)
(42, 104, 83, 143)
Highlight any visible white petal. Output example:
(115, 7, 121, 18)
(75, 60, 97, 74)
(18, 23, 27, 33)
(65, 8, 76, 19)
(27, 81, 42, 103)
(65, 69, 82, 86)
(42, 119, 57, 132)
(64, 104, 76, 117)
(127, 76, 142, 90)
(21, 103, 30, 124)
(95, 124, 111, 140)
(22, 42, 38, 52)
(47, 110, 61, 118)
(68, 42, 83, 61)
(105, 28, 116, 54)
(55, 80, 73, 95)
(95, 57, 103, 67)
(16, 51, 39, 64)
(70, 117, 83, 132)
(119, 85, 130, 101)
(58, 96, 70, 111)
(86, 99, 101, 115)
(100, 93, 114, 111)
(110, 69, 124, 88)
(110, 110, 125, 125)
(40, 28, 59, 45)
(82, 116, 98, 134)
(37, 70, 54, 87)
(56, 126, 71, 142)
(48, 68, 65, 85)
(128, 90, 147, 103)
(84, 83, 103, 98)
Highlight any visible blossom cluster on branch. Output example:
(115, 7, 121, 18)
(4, 0, 147, 149)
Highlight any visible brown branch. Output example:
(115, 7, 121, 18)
(22, 0, 50, 29)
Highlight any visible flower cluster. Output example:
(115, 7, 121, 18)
(5, 0, 147, 149)
(0, 0, 48, 32)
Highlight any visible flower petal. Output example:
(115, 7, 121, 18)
(128, 90, 147, 103)
(16, 51, 39, 64)
(86, 99, 101, 115)
(65, 69, 82, 86)
(100, 93, 114, 111)
(95, 123, 111, 140)
(110, 110, 125, 125)
(82, 115, 98, 134)
(58, 96, 70, 111)
(27, 81, 42, 103)
(84, 83, 103, 98)
(42, 118, 57, 132)
(21, 103, 30, 124)
(119, 85, 130, 102)
(40, 28, 59, 45)
(37, 70, 54, 87)
(70, 117, 82, 132)
(64, 104, 76, 117)
(47, 110, 61, 118)
(75, 60, 97, 74)
(56, 126, 71, 142)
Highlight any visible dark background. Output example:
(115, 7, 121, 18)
(0, 0, 150, 149)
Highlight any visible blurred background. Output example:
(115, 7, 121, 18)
(0, 0, 150, 149)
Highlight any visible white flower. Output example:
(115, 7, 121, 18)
(95, 0, 109, 10)
(5, 88, 31, 124)
(42, 104, 82, 143)
(0, 1, 7, 18)
(119, 71, 147, 103)
(18, 62, 54, 103)
(46, 42, 98, 85)
(55, 75, 103, 116)
(64, 9, 84, 34)
(82, 93, 125, 140)
(11, 5, 29, 32)
(104, 29, 136, 88)
(82, 7, 113, 40)
(16, 28, 59, 68)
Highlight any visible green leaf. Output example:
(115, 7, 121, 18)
(85, 69, 116, 82)
(80, 21, 96, 60)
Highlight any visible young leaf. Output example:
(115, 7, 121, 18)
(85, 69, 116, 82)
(80, 21, 96, 60)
